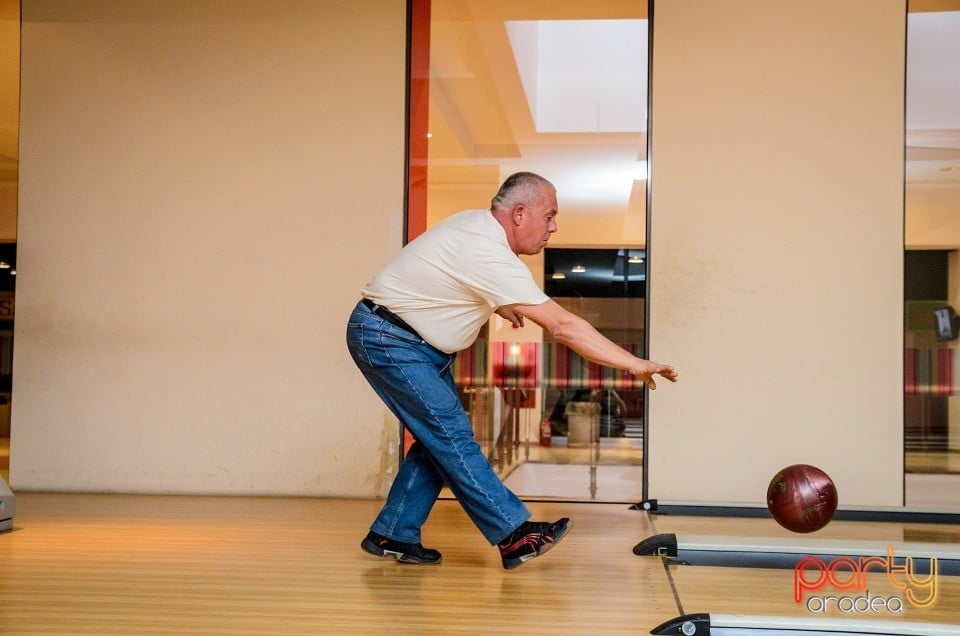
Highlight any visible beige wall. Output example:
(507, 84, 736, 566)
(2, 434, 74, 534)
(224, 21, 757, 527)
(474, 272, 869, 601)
(7, 0, 917, 506)
(906, 184, 960, 248)
(648, 0, 906, 506)
(11, 0, 407, 495)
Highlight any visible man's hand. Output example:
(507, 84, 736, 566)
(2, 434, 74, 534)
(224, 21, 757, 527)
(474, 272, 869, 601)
(495, 305, 525, 328)
(628, 359, 678, 390)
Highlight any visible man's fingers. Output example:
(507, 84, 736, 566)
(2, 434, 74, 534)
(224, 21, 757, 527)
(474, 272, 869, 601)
(658, 366, 678, 381)
(631, 361, 678, 386)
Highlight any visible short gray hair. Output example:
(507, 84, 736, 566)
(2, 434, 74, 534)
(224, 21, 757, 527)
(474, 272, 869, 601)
(490, 172, 553, 211)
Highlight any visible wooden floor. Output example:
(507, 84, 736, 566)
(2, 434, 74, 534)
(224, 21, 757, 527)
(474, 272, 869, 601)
(1, 494, 959, 634)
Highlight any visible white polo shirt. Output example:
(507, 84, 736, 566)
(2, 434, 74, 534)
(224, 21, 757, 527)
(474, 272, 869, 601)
(362, 209, 549, 354)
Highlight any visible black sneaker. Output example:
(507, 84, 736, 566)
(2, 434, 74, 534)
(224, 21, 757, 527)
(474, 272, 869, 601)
(498, 518, 571, 570)
(360, 531, 442, 565)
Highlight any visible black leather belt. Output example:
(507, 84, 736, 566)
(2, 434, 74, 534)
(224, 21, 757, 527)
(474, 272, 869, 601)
(362, 298, 421, 339)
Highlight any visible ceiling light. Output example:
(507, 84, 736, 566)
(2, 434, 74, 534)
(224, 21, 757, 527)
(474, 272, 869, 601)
(551, 273, 566, 279)
(0, 262, 9, 269)
(506, 19, 648, 134)
(628, 256, 644, 264)
(571, 265, 586, 273)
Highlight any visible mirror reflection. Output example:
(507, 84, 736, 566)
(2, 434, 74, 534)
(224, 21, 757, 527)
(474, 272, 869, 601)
(418, 2, 650, 502)
(904, 5, 960, 509)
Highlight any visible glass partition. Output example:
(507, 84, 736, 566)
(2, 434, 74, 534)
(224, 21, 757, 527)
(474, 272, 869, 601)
(0, 0, 18, 485)
(412, 1, 650, 502)
(904, 4, 960, 510)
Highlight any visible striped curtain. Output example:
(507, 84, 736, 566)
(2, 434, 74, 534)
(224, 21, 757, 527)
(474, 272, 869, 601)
(491, 342, 539, 388)
(905, 347, 958, 396)
(542, 342, 643, 390)
(457, 343, 960, 394)
(454, 341, 646, 390)
(452, 340, 490, 387)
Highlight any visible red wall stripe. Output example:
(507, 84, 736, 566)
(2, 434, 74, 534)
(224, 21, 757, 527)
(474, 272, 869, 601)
(406, 0, 430, 244)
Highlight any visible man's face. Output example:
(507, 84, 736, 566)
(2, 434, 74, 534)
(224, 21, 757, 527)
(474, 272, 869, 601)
(516, 186, 559, 255)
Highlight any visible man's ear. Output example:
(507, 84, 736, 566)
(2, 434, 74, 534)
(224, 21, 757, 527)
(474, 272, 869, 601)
(512, 204, 525, 226)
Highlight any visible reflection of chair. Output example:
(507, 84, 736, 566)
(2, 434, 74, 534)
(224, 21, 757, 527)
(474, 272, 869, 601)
(453, 340, 492, 448)
(452, 340, 538, 469)
(494, 388, 530, 467)
(490, 343, 539, 469)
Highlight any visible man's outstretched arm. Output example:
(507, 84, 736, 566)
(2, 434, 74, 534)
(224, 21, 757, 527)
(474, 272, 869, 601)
(504, 300, 678, 389)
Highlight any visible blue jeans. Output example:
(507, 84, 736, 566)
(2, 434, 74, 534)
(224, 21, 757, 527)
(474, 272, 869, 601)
(346, 300, 530, 545)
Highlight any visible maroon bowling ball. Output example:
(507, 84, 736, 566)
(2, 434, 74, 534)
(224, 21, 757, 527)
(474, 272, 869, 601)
(766, 464, 838, 533)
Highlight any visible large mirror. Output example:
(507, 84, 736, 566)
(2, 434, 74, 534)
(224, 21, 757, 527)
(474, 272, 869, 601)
(411, 1, 650, 502)
(904, 3, 960, 510)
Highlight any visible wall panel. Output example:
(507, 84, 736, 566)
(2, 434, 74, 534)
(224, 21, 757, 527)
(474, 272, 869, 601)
(12, 0, 407, 495)
(647, 0, 905, 506)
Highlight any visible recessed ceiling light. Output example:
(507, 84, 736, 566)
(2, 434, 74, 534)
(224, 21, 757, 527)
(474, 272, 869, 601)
(571, 265, 586, 273)
(628, 256, 644, 264)
(0, 262, 9, 269)
(551, 273, 566, 279)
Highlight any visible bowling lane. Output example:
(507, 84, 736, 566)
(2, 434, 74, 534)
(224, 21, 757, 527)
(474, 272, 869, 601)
(643, 511, 960, 582)
(651, 562, 960, 633)
(640, 513, 960, 633)
(634, 533, 959, 575)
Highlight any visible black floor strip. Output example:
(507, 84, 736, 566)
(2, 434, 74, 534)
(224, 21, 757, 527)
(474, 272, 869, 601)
(645, 510, 686, 616)
(661, 558, 685, 616)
